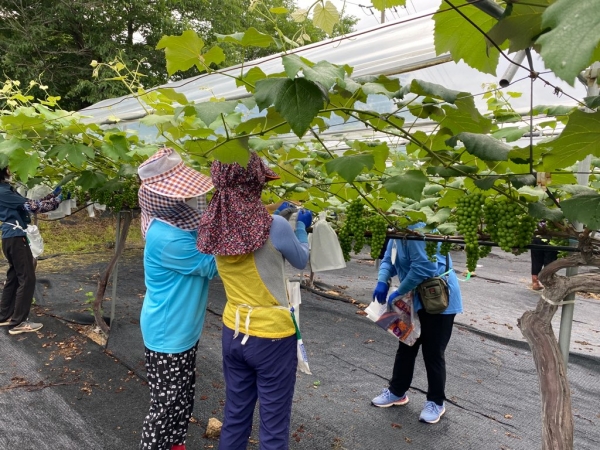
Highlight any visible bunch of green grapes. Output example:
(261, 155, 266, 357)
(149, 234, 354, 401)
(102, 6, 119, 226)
(367, 214, 387, 259)
(478, 245, 492, 258)
(484, 199, 537, 254)
(347, 199, 366, 253)
(439, 240, 452, 256)
(456, 193, 485, 272)
(336, 199, 366, 261)
(425, 240, 438, 262)
(337, 226, 353, 261)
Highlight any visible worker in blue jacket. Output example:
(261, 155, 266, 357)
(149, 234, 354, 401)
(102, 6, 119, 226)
(371, 224, 463, 424)
(0, 166, 62, 335)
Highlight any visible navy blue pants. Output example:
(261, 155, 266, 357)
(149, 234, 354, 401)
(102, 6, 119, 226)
(219, 326, 297, 450)
(389, 311, 455, 406)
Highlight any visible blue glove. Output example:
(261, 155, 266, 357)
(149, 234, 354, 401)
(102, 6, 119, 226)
(66, 191, 72, 200)
(57, 194, 63, 202)
(53, 185, 62, 196)
(373, 281, 389, 304)
(297, 209, 313, 229)
(275, 201, 292, 213)
(387, 289, 400, 307)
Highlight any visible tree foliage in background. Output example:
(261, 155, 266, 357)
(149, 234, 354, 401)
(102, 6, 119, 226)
(0, 0, 356, 111)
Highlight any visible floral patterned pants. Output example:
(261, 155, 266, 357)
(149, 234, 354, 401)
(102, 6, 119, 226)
(140, 342, 198, 450)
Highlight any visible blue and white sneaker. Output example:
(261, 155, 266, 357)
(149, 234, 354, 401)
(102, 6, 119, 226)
(371, 388, 409, 408)
(419, 401, 446, 423)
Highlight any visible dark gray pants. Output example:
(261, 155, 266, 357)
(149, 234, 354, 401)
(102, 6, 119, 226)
(389, 311, 455, 405)
(0, 236, 36, 326)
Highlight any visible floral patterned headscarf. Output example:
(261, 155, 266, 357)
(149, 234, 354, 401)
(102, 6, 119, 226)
(196, 153, 279, 255)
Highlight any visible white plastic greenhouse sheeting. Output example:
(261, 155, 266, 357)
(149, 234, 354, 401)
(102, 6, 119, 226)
(79, 9, 449, 124)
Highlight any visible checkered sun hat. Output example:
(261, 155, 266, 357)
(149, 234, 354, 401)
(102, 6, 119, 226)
(138, 147, 213, 198)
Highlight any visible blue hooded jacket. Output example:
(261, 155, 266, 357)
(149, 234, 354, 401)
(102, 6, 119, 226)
(0, 182, 31, 239)
(377, 224, 463, 315)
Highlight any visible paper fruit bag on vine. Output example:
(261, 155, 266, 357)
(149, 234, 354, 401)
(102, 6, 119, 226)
(309, 212, 346, 272)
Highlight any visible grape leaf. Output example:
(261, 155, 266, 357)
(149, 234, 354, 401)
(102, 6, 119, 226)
(325, 154, 374, 182)
(433, 0, 502, 75)
(282, 55, 346, 90)
(541, 110, 600, 170)
(433, 98, 492, 134)
(528, 202, 564, 222)
(507, 174, 536, 189)
(0, 138, 32, 157)
(156, 89, 188, 106)
(536, 0, 600, 85)
(492, 126, 529, 142)
(402, 79, 464, 104)
(383, 170, 427, 201)
(193, 101, 238, 126)
(9, 148, 39, 182)
(584, 96, 600, 109)
(312, 1, 339, 35)
(371, 0, 406, 12)
(487, 1, 552, 53)
(101, 135, 131, 161)
(449, 132, 510, 161)
(236, 67, 267, 92)
(211, 137, 250, 166)
(50, 143, 95, 168)
(216, 28, 275, 48)
(255, 78, 327, 137)
(426, 165, 479, 177)
(560, 192, 600, 229)
(77, 170, 108, 191)
(426, 207, 451, 225)
(156, 30, 206, 76)
(201, 46, 226, 68)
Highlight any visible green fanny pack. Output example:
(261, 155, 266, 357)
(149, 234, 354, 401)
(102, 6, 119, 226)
(417, 253, 450, 314)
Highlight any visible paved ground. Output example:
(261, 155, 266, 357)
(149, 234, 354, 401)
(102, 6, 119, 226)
(0, 247, 598, 449)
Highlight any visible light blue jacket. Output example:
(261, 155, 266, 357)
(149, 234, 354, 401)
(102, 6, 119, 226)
(141, 219, 218, 353)
(377, 226, 463, 315)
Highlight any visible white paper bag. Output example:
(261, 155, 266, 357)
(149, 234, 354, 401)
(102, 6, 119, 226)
(26, 225, 44, 258)
(309, 212, 346, 272)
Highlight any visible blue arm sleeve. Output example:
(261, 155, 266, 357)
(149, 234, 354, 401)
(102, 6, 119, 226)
(377, 239, 398, 283)
(396, 240, 439, 296)
(161, 230, 218, 279)
(270, 215, 309, 269)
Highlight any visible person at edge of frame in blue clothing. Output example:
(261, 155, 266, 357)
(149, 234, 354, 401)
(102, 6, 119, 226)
(371, 223, 463, 424)
(197, 153, 311, 450)
(137, 147, 217, 450)
(0, 165, 62, 335)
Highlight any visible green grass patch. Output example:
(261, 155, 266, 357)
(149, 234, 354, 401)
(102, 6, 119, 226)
(37, 213, 143, 255)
